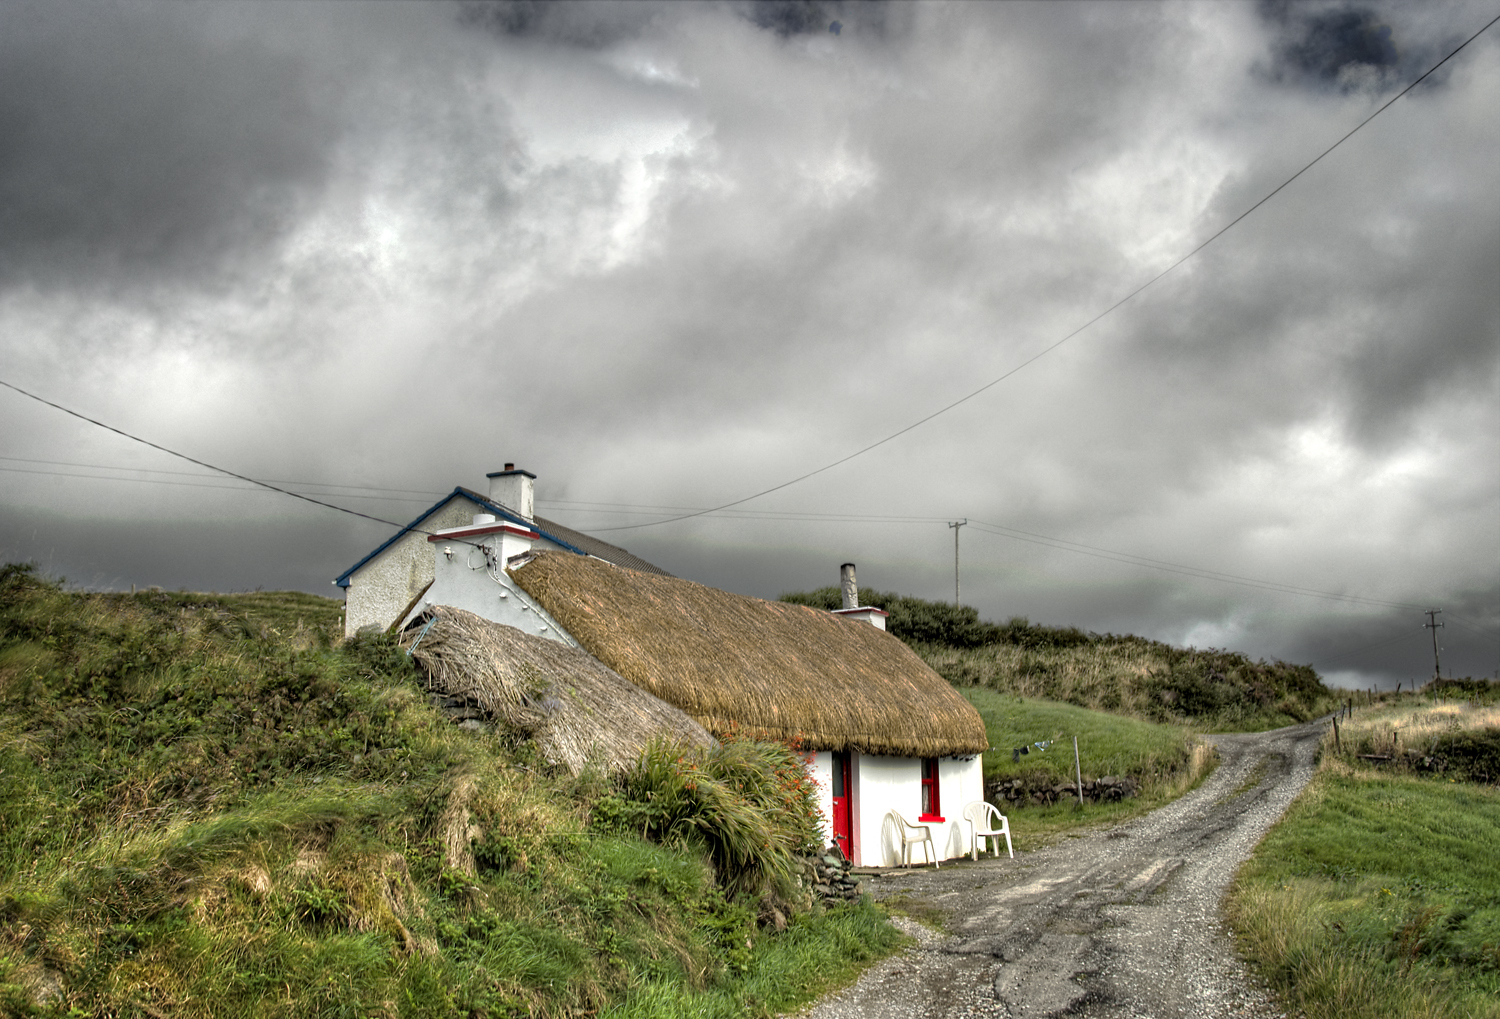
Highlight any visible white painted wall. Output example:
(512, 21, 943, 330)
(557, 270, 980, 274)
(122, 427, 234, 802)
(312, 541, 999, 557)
(939, 755, 986, 860)
(852, 754, 918, 866)
(405, 521, 577, 646)
(849, 753, 986, 866)
(343, 497, 478, 636)
(342, 496, 578, 638)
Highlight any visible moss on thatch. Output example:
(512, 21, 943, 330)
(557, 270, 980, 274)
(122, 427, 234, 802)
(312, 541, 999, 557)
(403, 605, 714, 775)
(509, 553, 989, 758)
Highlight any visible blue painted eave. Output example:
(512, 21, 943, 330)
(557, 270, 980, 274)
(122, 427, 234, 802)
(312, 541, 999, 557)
(332, 486, 585, 588)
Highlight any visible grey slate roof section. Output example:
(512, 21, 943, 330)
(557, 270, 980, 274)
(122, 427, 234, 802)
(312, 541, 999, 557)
(447, 487, 669, 576)
(334, 486, 672, 587)
(531, 515, 675, 577)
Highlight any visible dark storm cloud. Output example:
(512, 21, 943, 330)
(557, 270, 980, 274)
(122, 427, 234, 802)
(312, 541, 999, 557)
(741, 0, 869, 38)
(0, 3, 334, 294)
(1257, 0, 1453, 93)
(460, 0, 889, 46)
(459, 0, 658, 47)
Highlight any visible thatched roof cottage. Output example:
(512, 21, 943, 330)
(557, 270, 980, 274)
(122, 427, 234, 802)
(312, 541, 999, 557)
(506, 552, 989, 866)
(338, 469, 990, 865)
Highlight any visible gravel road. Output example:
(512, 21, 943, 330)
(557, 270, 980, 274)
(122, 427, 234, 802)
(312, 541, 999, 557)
(795, 719, 1326, 1019)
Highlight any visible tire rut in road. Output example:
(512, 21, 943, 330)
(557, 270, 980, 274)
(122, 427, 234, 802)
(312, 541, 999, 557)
(792, 720, 1325, 1019)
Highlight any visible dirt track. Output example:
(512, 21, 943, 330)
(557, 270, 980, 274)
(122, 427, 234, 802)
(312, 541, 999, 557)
(797, 719, 1327, 1019)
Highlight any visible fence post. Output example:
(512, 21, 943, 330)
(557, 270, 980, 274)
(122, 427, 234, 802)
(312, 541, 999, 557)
(1074, 736, 1084, 807)
(1333, 717, 1341, 753)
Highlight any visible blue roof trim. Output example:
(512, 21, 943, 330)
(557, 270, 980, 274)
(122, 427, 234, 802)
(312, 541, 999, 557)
(458, 487, 588, 559)
(332, 487, 586, 588)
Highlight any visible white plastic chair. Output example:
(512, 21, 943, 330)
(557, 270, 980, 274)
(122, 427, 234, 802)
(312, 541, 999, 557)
(886, 810, 939, 869)
(963, 800, 1013, 861)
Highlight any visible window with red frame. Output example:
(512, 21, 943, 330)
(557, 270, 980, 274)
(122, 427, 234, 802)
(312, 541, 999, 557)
(920, 757, 941, 820)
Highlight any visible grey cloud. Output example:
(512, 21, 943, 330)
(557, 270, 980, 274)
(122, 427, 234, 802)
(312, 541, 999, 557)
(0, 3, 335, 294)
(458, 0, 665, 47)
(457, 0, 890, 45)
(1, 2, 1494, 696)
(738, 0, 890, 39)
(1254, 0, 1416, 92)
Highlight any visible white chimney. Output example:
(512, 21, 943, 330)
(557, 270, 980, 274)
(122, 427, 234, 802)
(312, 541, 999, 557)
(831, 562, 887, 630)
(840, 563, 858, 610)
(487, 463, 535, 521)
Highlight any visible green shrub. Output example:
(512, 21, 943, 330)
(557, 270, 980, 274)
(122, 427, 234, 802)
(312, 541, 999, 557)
(780, 586, 1091, 649)
(595, 736, 822, 898)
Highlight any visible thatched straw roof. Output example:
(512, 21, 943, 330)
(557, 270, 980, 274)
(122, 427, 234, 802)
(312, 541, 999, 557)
(509, 553, 989, 758)
(404, 605, 715, 775)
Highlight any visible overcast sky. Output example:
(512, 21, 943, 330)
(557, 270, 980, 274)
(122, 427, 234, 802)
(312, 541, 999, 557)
(2, 0, 1496, 688)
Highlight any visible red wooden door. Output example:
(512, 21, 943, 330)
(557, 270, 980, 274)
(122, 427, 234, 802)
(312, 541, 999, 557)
(831, 751, 852, 859)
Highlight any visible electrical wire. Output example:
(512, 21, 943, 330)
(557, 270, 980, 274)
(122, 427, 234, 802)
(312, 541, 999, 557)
(0, 378, 462, 541)
(5, 416, 1488, 627)
(1444, 613, 1500, 642)
(588, 11, 1500, 535)
(0, 456, 445, 498)
(0, 464, 440, 503)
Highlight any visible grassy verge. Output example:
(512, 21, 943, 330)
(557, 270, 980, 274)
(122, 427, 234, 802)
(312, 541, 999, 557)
(961, 689, 1216, 849)
(1227, 699, 1500, 1019)
(0, 566, 903, 1018)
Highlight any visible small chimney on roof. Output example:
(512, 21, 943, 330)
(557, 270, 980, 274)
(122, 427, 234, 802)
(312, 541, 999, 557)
(831, 562, 887, 630)
(487, 464, 536, 521)
(840, 563, 858, 610)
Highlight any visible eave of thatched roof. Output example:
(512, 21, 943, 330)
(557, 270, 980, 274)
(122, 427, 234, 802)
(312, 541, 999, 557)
(404, 605, 714, 775)
(508, 553, 990, 759)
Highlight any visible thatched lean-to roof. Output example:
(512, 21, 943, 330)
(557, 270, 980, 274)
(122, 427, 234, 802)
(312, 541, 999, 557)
(509, 553, 990, 759)
(404, 605, 715, 775)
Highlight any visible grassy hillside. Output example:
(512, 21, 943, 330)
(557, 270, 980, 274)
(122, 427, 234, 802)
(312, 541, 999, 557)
(1227, 690, 1500, 1019)
(0, 565, 901, 1019)
(961, 688, 1215, 844)
(782, 587, 1337, 730)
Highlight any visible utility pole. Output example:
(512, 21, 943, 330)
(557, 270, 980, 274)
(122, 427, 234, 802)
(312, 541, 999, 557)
(1424, 609, 1444, 680)
(948, 519, 967, 606)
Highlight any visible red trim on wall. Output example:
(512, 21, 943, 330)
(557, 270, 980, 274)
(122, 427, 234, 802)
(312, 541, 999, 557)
(831, 751, 853, 860)
(427, 523, 540, 542)
(921, 757, 941, 818)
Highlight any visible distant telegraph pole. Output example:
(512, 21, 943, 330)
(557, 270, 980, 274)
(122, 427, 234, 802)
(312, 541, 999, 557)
(948, 519, 967, 606)
(1424, 609, 1444, 680)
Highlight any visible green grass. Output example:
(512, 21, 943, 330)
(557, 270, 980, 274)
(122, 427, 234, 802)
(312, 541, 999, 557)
(601, 901, 904, 1018)
(961, 688, 1216, 847)
(0, 564, 904, 1018)
(1228, 701, 1500, 1019)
